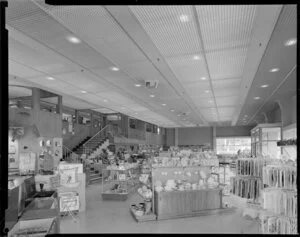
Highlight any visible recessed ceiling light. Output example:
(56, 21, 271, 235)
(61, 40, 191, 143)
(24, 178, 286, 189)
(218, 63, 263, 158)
(254, 97, 260, 100)
(81, 90, 87, 93)
(205, 90, 210, 93)
(110, 67, 119, 71)
(103, 99, 108, 102)
(179, 14, 189, 22)
(208, 100, 213, 103)
(177, 114, 181, 117)
(193, 55, 200, 60)
(135, 112, 138, 115)
(270, 68, 279, 72)
(260, 84, 269, 88)
(149, 94, 155, 98)
(162, 103, 166, 106)
(285, 38, 297, 46)
(170, 109, 175, 112)
(67, 36, 81, 44)
(47, 77, 55, 80)
(201, 77, 206, 80)
(134, 84, 141, 87)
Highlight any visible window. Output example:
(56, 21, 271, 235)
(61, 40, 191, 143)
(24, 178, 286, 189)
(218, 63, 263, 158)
(216, 137, 251, 155)
(129, 118, 136, 129)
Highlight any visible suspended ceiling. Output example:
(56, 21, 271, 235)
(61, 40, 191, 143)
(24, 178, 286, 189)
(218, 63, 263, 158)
(6, 2, 297, 128)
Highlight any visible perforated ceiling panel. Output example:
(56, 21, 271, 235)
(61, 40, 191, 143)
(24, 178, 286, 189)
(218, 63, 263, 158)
(9, 60, 44, 78)
(130, 5, 202, 57)
(195, 5, 257, 51)
(216, 96, 240, 107)
(205, 47, 248, 80)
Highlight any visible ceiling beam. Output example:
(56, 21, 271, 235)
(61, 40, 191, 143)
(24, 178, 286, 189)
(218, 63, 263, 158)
(231, 5, 283, 126)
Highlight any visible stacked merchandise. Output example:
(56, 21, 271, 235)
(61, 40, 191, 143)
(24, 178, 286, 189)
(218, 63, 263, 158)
(260, 163, 297, 234)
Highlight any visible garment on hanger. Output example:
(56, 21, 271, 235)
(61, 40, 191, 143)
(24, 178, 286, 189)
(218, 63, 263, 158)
(261, 215, 297, 234)
(262, 189, 297, 217)
(263, 165, 297, 189)
(232, 177, 261, 201)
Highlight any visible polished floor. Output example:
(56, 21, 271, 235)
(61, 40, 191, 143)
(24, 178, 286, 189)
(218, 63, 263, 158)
(60, 183, 260, 234)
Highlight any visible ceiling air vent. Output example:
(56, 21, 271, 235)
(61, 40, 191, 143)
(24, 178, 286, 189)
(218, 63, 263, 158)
(145, 80, 159, 89)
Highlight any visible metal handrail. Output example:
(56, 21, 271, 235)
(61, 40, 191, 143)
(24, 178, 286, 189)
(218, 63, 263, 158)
(83, 124, 110, 147)
(63, 145, 80, 163)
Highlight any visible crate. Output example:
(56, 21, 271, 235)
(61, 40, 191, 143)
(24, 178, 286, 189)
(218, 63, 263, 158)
(130, 207, 157, 222)
(154, 188, 223, 219)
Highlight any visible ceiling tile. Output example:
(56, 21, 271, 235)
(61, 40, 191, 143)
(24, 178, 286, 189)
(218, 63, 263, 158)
(212, 78, 241, 89)
(130, 5, 202, 57)
(206, 47, 248, 80)
(9, 60, 44, 78)
(166, 54, 209, 83)
(196, 5, 257, 51)
(216, 96, 239, 107)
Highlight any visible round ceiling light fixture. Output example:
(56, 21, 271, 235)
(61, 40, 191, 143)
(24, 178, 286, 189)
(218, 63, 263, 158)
(110, 67, 120, 71)
(260, 84, 269, 88)
(201, 77, 207, 80)
(170, 109, 175, 112)
(193, 55, 200, 60)
(149, 94, 155, 98)
(47, 77, 55, 80)
(66, 36, 81, 44)
(179, 14, 189, 23)
(81, 90, 87, 93)
(254, 97, 260, 100)
(162, 103, 166, 106)
(285, 38, 297, 46)
(103, 99, 108, 102)
(134, 84, 141, 87)
(270, 68, 279, 72)
(205, 90, 210, 93)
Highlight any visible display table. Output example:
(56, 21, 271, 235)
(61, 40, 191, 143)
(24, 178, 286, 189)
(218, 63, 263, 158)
(20, 196, 60, 233)
(57, 173, 86, 212)
(8, 217, 59, 237)
(154, 188, 227, 220)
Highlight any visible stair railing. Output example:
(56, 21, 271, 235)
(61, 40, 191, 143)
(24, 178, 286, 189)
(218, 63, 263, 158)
(82, 124, 111, 155)
(62, 145, 80, 163)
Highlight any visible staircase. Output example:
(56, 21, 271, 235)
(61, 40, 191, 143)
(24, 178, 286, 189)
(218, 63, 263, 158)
(72, 136, 91, 154)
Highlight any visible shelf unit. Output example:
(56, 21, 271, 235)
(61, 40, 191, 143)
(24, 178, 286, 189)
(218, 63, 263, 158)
(251, 123, 282, 159)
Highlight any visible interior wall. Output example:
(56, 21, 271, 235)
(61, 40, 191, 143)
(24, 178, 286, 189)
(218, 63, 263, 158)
(62, 121, 93, 150)
(166, 128, 175, 146)
(291, 95, 297, 124)
(145, 132, 164, 145)
(177, 127, 213, 146)
(216, 126, 253, 137)
(9, 108, 62, 168)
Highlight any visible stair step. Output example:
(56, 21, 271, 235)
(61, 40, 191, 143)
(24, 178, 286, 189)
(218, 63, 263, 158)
(90, 173, 100, 178)
(90, 177, 102, 183)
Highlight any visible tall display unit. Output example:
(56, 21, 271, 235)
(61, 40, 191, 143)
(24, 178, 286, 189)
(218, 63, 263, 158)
(251, 123, 282, 159)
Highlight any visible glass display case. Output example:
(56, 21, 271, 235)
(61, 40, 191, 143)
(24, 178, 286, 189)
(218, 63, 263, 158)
(251, 123, 282, 158)
(281, 123, 297, 161)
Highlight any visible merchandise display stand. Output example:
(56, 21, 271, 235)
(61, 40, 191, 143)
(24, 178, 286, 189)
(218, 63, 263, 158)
(101, 163, 140, 201)
(130, 159, 156, 222)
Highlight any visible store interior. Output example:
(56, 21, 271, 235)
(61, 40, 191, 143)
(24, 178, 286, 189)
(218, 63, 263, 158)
(2, 2, 297, 235)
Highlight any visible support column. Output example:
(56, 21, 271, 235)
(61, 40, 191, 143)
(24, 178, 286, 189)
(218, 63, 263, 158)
(174, 128, 179, 146)
(31, 88, 40, 112)
(276, 92, 295, 127)
(212, 126, 216, 152)
(56, 95, 63, 115)
(74, 109, 79, 124)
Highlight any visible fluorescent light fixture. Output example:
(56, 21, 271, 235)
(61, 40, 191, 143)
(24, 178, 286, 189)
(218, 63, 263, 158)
(47, 77, 55, 80)
(162, 103, 166, 106)
(67, 36, 81, 44)
(260, 84, 269, 88)
(270, 68, 279, 72)
(134, 84, 141, 87)
(254, 97, 260, 100)
(201, 77, 206, 80)
(81, 90, 87, 93)
(179, 14, 189, 22)
(110, 67, 119, 71)
(149, 94, 155, 98)
(285, 38, 297, 46)
(193, 55, 200, 60)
